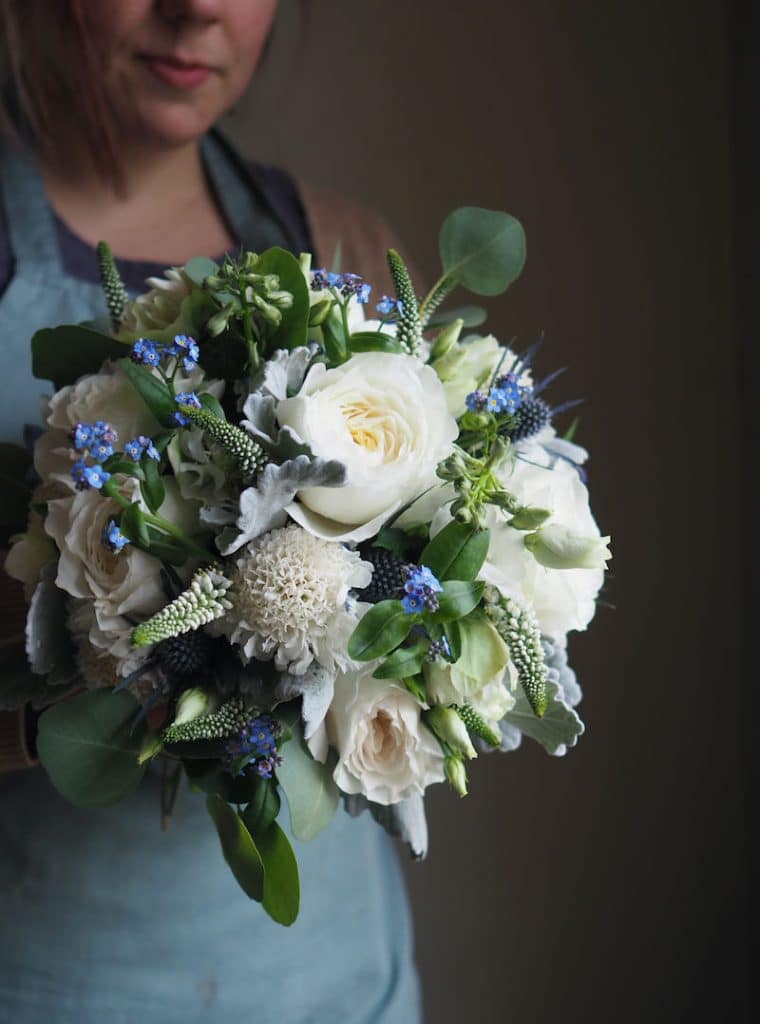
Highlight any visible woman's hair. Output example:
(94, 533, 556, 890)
(1, 0, 122, 183)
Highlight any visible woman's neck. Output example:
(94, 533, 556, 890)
(40, 137, 237, 263)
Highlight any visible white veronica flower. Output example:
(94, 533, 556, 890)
(225, 523, 372, 675)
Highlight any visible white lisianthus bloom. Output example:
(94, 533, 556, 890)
(524, 523, 611, 570)
(225, 523, 372, 675)
(431, 335, 532, 417)
(327, 666, 445, 805)
(44, 477, 166, 637)
(475, 443, 608, 638)
(277, 352, 458, 543)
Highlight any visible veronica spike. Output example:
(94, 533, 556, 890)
(96, 241, 128, 331)
(387, 249, 423, 356)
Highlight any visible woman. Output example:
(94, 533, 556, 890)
(0, 3, 421, 1021)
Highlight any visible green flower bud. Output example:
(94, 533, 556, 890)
(173, 687, 218, 726)
(427, 706, 477, 759)
(444, 755, 468, 797)
(308, 298, 333, 326)
(299, 252, 313, 277)
(430, 317, 464, 361)
(524, 524, 611, 570)
(509, 506, 552, 530)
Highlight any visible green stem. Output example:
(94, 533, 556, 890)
(103, 480, 211, 561)
(238, 272, 260, 369)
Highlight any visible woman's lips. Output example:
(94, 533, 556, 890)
(142, 56, 214, 90)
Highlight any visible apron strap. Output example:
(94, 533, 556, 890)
(0, 142, 63, 275)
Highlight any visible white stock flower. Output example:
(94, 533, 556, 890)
(225, 523, 372, 675)
(277, 352, 458, 543)
(477, 443, 608, 638)
(327, 666, 445, 805)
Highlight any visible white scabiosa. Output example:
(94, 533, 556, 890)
(226, 523, 372, 675)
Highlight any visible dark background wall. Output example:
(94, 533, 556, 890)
(225, 2, 748, 1020)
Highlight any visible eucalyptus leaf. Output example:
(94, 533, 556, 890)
(183, 256, 218, 286)
(255, 247, 310, 352)
(32, 325, 129, 389)
(206, 794, 265, 901)
(429, 580, 485, 623)
(420, 522, 490, 581)
(439, 207, 526, 296)
(347, 600, 415, 661)
(242, 777, 281, 838)
(119, 359, 175, 426)
(426, 305, 487, 329)
(257, 821, 300, 926)
(275, 717, 339, 842)
(37, 690, 147, 807)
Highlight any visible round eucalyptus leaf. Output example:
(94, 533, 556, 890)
(440, 207, 526, 296)
(37, 690, 147, 808)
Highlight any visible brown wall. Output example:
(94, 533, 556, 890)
(225, 2, 747, 1020)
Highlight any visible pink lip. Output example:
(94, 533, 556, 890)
(142, 56, 213, 90)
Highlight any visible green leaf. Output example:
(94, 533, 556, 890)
(119, 358, 175, 426)
(426, 305, 487, 329)
(347, 600, 415, 661)
(429, 580, 485, 623)
(242, 776, 281, 838)
(320, 314, 348, 365)
(420, 521, 490, 581)
(32, 325, 130, 389)
(183, 256, 218, 286)
(372, 526, 419, 558)
(372, 637, 429, 679)
(184, 758, 258, 803)
(120, 503, 150, 547)
(347, 331, 403, 354)
(36, 690, 147, 807)
(255, 247, 310, 351)
(443, 620, 462, 662)
(257, 821, 300, 926)
(563, 416, 580, 442)
(140, 458, 166, 515)
(198, 392, 226, 420)
(276, 717, 339, 842)
(206, 794, 265, 901)
(439, 207, 526, 296)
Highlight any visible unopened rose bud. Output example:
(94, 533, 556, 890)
(509, 506, 552, 530)
(430, 318, 464, 361)
(173, 687, 217, 726)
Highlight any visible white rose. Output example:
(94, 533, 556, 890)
(44, 476, 166, 636)
(117, 266, 199, 344)
(277, 352, 458, 543)
(327, 666, 445, 805)
(477, 444, 607, 638)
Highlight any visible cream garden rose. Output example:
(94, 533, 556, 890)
(277, 352, 458, 543)
(327, 666, 445, 805)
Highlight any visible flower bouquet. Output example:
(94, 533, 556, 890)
(1, 207, 610, 925)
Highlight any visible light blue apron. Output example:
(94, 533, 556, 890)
(0, 136, 421, 1024)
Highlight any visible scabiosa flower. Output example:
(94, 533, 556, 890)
(173, 391, 202, 427)
(131, 337, 162, 367)
(402, 564, 443, 614)
(225, 523, 372, 675)
(102, 518, 130, 553)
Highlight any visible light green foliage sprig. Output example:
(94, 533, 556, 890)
(96, 241, 128, 332)
(163, 697, 250, 745)
(482, 585, 548, 717)
(131, 567, 234, 648)
(181, 405, 267, 483)
(437, 439, 520, 528)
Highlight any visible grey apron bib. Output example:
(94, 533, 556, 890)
(0, 134, 419, 1023)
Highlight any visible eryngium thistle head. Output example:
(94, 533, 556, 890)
(156, 630, 215, 677)
(509, 395, 551, 442)
(359, 547, 408, 603)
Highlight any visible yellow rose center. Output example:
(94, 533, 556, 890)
(341, 400, 382, 452)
